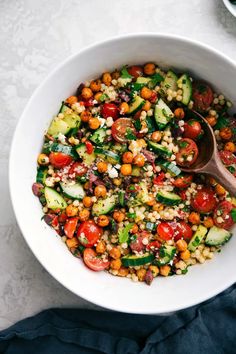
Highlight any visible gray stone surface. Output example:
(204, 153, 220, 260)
(0, 0, 236, 330)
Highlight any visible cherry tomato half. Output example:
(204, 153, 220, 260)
(69, 162, 88, 177)
(77, 220, 103, 247)
(153, 172, 166, 185)
(213, 201, 234, 230)
(183, 120, 202, 140)
(64, 217, 79, 239)
(219, 151, 236, 166)
(83, 248, 110, 271)
(176, 138, 199, 167)
(146, 241, 161, 251)
(172, 174, 193, 188)
(101, 103, 119, 120)
(174, 222, 193, 242)
(85, 141, 94, 154)
(127, 65, 143, 78)
(111, 118, 136, 143)
(191, 188, 217, 214)
(192, 81, 214, 111)
(130, 231, 149, 252)
(49, 152, 73, 169)
(157, 222, 174, 241)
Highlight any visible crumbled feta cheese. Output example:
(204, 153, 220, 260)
(106, 116, 114, 127)
(98, 117, 106, 127)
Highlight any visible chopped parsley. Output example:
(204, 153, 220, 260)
(125, 128, 137, 140)
(121, 66, 133, 79)
(118, 223, 134, 243)
(99, 93, 109, 102)
(178, 140, 189, 148)
(214, 115, 229, 130)
(230, 208, 236, 222)
(134, 119, 142, 131)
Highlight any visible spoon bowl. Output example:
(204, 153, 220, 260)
(181, 111, 236, 196)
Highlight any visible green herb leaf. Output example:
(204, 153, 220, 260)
(118, 223, 134, 243)
(227, 166, 236, 174)
(134, 119, 142, 131)
(121, 66, 133, 79)
(99, 93, 109, 102)
(179, 141, 188, 148)
(230, 208, 236, 222)
(125, 128, 137, 140)
(181, 268, 188, 274)
(148, 73, 164, 88)
(214, 115, 229, 130)
(146, 117, 156, 133)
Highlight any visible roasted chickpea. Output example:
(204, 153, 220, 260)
(219, 127, 232, 141)
(113, 178, 122, 186)
(94, 185, 107, 198)
(88, 117, 100, 130)
(111, 70, 120, 80)
(136, 268, 147, 281)
(174, 108, 185, 119)
(176, 239, 188, 252)
(65, 95, 78, 106)
(119, 102, 129, 114)
(81, 110, 92, 123)
(118, 267, 129, 277)
(97, 215, 110, 227)
(180, 250, 191, 261)
(37, 153, 49, 165)
(130, 224, 139, 234)
(113, 211, 125, 223)
(151, 131, 162, 142)
(149, 265, 159, 277)
(66, 237, 79, 249)
(160, 265, 171, 277)
(97, 161, 108, 173)
(142, 100, 151, 112)
(81, 87, 93, 100)
(133, 154, 145, 167)
(102, 72, 112, 86)
(120, 164, 132, 176)
(110, 259, 122, 270)
(152, 203, 164, 212)
(144, 63, 156, 76)
(96, 241, 106, 254)
(215, 184, 226, 196)
(66, 204, 78, 217)
(224, 142, 235, 153)
(205, 115, 217, 127)
(208, 176, 217, 186)
(188, 212, 200, 225)
(94, 92, 103, 101)
(83, 196, 93, 208)
(146, 196, 155, 206)
(109, 247, 121, 259)
(79, 209, 90, 221)
(203, 216, 214, 228)
(140, 86, 153, 100)
(90, 79, 101, 92)
(84, 181, 90, 190)
(122, 151, 133, 163)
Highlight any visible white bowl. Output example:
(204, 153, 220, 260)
(222, 0, 236, 17)
(9, 34, 236, 314)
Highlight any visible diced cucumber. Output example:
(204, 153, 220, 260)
(177, 74, 192, 105)
(44, 187, 67, 210)
(112, 143, 127, 154)
(188, 225, 208, 251)
(129, 96, 145, 115)
(146, 117, 157, 133)
(60, 182, 85, 200)
(136, 77, 151, 84)
(63, 113, 81, 130)
(156, 245, 176, 266)
(146, 222, 156, 232)
(92, 195, 117, 216)
(118, 190, 125, 207)
(42, 143, 77, 158)
(162, 70, 178, 94)
(131, 166, 141, 177)
(148, 141, 172, 158)
(36, 166, 47, 185)
(90, 128, 107, 145)
(76, 144, 96, 166)
(58, 102, 69, 114)
(154, 98, 174, 130)
(156, 190, 181, 206)
(205, 226, 232, 246)
(158, 159, 181, 176)
(95, 148, 120, 164)
(47, 119, 71, 137)
(121, 253, 155, 267)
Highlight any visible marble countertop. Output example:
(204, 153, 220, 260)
(0, 0, 236, 330)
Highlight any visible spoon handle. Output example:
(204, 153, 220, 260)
(204, 155, 236, 196)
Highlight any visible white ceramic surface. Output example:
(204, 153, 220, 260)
(223, 0, 236, 17)
(9, 34, 236, 314)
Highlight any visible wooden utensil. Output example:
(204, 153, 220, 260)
(180, 111, 236, 196)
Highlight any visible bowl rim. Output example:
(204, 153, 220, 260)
(9, 33, 236, 314)
(222, 0, 236, 17)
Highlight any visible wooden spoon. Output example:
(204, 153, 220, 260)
(180, 111, 236, 196)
